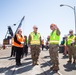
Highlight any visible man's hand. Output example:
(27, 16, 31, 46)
(54, 25, 58, 30)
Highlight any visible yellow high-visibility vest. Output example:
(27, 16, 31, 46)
(30, 32, 40, 45)
(49, 30, 60, 44)
(67, 35, 75, 45)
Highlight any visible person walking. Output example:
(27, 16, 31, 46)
(28, 25, 41, 65)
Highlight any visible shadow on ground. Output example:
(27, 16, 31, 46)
(63, 62, 76, 71)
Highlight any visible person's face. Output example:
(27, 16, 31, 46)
(69, 31, 73, 35)
(18, 30, 22, 34)
(34, 27, 38, 32)
(50, 26, 54, 30)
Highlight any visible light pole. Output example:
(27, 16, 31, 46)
(60, 4, 76, 34)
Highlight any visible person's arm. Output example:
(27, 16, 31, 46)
(14, 34, 21, 44)
(28, 35, 31, 46)
(56, 28, 61, 36)
(40, 36, 42, 46)
(54, 25, 60, 36)
(47, 36, 50, 41)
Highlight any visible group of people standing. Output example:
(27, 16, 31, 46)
(10, 24, 60, 72)
(10, 23, 76, 72)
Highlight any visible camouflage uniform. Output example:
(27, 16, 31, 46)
(28, 32, 41, 65)
(72, 45, 76, 63)
(49, 44, 59, 65)
(67, 45, 75, 63)
(49, 29, 60, 71)
(31, 45, 40, 64)
(72, 37, 76, 63)
(67, 34, 75, 63)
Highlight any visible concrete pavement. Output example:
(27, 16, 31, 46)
(0, 47, 76, 75)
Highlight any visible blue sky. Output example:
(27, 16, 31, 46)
(0, 0, 76, 44)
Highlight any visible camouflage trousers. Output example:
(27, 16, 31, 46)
(67, 45, 74, 60)
(72, 46, 76, 59)
(31, 45, 40, 63)
(49, 44, 59, 66)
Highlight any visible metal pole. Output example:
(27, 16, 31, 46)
(74, 6, 76, 34)
(60, 4, 76, 34)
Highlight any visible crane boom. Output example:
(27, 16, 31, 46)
(15, 16, 25, 34)
(3, 16, 25, 46)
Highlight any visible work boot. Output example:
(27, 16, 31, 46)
(34, 61, 39, 65)
(16, 63, 22, 66)
(53, 66, 59, 72)
(35, 62, 39, 65)
(50, 66, 54, 70)
(50, 65, 55, 70)
(32, 61, 35, 66)
(67, 59, 72, 63)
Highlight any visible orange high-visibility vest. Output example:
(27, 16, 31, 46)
(14, 34, 24, 48)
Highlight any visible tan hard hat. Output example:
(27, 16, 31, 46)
(50, 24, 56, 27)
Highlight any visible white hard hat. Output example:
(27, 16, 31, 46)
(69, 29, 73, 32)
(33, 25, 38, 29)
(18, 28, 22, 32)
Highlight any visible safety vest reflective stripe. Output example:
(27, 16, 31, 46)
(30, 32, 40, 45)
(14, 34, 24, 47)
(50, 41, 59, 44)
(31, 40, 40, 45)
(50, 40, 59, 43)
(68, 39, 73, 41)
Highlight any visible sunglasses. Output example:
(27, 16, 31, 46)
(69, 32, 73, 33)
(19, 31, 22, 32)
(35, 28, 38, 29)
